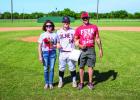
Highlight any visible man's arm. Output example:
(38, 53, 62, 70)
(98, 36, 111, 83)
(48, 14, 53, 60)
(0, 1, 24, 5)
(96, 37, 103, 58)
(74, 36, 86, 49)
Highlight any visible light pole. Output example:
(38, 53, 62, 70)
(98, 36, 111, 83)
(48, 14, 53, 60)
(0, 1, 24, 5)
(0, 12, 2, 19)
(97, 0, 99, 23)
(11, 0, 13, 23)
(55, 8, 58, 16)
(22, 9, 24, 20)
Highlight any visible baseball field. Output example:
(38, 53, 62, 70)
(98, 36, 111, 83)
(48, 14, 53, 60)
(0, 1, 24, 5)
(0, 19, 140, 100)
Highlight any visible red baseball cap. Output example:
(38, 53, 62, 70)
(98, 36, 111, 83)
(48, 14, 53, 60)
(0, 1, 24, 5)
(81, 12, 90, 18)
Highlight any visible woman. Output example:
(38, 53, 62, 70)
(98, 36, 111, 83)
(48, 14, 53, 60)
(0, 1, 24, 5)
(38, 20, 57, 89)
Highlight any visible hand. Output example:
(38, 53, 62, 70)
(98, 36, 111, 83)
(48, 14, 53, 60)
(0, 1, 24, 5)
(39, 56, 43, 63)
(75, 40, 79, 46)
(99, 49, 103, 58)
(57, 44, 61, 49)
(79, 44, 86, 49)
(53, 45, 57, 48)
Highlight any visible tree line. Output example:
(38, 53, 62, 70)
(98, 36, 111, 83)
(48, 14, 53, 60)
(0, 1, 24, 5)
(0, 8, 140, 19)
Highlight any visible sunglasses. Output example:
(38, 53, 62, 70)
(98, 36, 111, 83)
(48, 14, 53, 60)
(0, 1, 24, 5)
(63, 22, 70, 25)
(82, 17, 89, 21)
(46, 25, 53, 28)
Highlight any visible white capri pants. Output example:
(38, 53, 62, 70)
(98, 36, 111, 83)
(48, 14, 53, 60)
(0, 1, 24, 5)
(59, 51, 76, 72)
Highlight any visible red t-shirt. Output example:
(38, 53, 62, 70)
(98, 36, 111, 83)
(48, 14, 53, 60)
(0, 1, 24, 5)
(75, 24, 99, 47)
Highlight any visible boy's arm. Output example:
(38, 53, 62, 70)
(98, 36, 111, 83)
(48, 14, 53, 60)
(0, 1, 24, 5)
(56, 32, 62, 49)
(74, 36, 79, 46)
(56, 42, 62, 49)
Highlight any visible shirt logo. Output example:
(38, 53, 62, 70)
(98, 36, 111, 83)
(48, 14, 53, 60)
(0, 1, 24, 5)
(80, 28, 95, 45)
(80, 28, 94, 35)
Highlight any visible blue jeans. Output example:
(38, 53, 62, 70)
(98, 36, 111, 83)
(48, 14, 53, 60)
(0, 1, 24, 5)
(42, 50, 56, 84)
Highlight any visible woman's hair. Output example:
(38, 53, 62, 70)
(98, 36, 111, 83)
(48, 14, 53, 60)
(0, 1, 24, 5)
(42, 20, 55, 32)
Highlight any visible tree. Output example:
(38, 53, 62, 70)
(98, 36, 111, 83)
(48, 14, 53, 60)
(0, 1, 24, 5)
(119, 10, 128, 19)
(13, 12, 19, 19)
(134, 12, 140, 19)
(31, 12, 45, 19)
(0, 10, 139, 19)
(128, 13, 134, 19)
(19, 13, 24, 19)
(110, 10, 128, 19)
(23, 13, 31, 19)
(2, 12, 11, 19)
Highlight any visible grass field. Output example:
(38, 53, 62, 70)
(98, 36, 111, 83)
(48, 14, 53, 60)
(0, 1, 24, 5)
(0, 29, 140, 100)
(0, 19, 140, 27)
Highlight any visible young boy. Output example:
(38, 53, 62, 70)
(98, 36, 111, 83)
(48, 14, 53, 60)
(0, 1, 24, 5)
(57, 16, 77, 88)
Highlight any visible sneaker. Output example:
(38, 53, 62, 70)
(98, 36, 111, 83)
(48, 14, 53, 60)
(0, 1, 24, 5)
(44, 84, 49, 89)
(87, 82, 94, 90)
(77, 83, 84, 90)
(49, 84, 54, 89)
(72, 81, 77, 88)
(58, 81, 63, 88)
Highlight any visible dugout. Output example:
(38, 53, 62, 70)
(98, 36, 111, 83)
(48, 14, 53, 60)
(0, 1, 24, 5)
(37, 16, 75, 23)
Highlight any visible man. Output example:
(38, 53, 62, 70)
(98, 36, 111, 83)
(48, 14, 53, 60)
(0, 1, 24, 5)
(74, 12, 103, 90)
(57, 16, 77, 88)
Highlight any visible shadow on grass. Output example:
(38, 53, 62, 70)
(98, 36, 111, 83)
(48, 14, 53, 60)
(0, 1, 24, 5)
(54, 70, 118, 87)
(93, 70, 118, 85)
(77, 70, 118, 86)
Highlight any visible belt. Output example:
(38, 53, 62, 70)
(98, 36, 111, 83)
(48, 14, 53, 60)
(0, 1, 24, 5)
(61, 50, 71, 52)
(81, 47, 94, 51)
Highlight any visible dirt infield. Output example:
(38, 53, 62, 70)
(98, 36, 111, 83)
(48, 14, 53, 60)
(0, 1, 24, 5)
(99, 27, 140, 32)
(0, 27, 41, 32)
(20, 36, 39, 42)
(0, 27, 140, 42)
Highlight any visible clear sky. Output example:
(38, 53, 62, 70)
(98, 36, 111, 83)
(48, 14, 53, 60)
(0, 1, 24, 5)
(0, 0, 140, 14)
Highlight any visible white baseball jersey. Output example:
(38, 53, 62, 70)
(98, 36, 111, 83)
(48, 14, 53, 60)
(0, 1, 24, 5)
(57, 28, 75, 51)
(38, 32, 57, 51)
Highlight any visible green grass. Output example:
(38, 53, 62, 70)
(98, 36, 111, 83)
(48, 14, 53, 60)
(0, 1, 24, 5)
(0, 30, 140, 100)
(0, 19, 140, 27)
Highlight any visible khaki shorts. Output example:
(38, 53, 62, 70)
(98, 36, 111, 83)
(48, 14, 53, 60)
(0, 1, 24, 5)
(78, 47, 96, 68)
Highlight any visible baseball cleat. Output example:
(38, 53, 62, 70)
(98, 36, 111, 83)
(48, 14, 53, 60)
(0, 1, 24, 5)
(58, 81, 63, 88)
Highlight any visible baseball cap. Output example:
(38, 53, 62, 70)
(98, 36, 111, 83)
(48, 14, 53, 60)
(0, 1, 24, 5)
(62, 16, 70, 23)
(81, 12, 90, 18)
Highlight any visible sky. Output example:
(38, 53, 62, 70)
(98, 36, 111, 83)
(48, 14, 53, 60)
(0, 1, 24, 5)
(0, 0, 140, 14)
